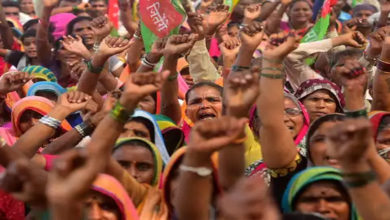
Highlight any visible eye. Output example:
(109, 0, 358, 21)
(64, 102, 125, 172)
(136, 163, 152, 171)
(134, 130, 148, 138)
(118, 161, 131, 169)
(325, 98, 335, 103)
(310, 134, 325, 143)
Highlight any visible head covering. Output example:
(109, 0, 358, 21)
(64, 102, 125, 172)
(282, 167, 359, 220)
(49, 13, 77, 41)
(369, 111, 390, 142)
(114, 137, 163, 187)
(154, 114, 185, 156)
(27, 81, 66, 98)
(353, 4, 377, 15)
(22, 65, 57, 82)
(306, 113, 346, 164)
(131, 110, 170, 164)
(295, 79, 345, 113)
(92, 174, 139, 220)
(162, 147, 220, 216)
(11, 96, 72, 136)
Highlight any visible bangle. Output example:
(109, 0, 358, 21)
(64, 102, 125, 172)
(110, 101, 133, 124)
(87, 60, 104, 74)
(141, 57, 157, 68)
(343, 170, 376, 188)
(39, 115, 61, 129)
(262, 57, 283, 64)
(231, 65, 250, 72)
(344, 108, 367, 118)
(72, 5, 80, 13)
(75, 122, 95, 137)
(262, 67, 283, 71)
(168, 72, 178, 81)
(93, 43, 99, 52)
(260, 72, 285, 79)
(376, 59, 390, 72)
(232, 135, 247, 144)
(179, 165, 212, 177)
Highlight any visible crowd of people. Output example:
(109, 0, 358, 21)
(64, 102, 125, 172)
(0, 0, 390, 219)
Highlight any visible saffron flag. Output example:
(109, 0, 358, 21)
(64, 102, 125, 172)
(300, 0, 337, 65)
(139, 0, 186, 52)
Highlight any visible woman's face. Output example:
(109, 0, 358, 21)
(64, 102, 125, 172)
(85, 191, 121, 220)
(120, 121, 151, 140)
(23, 36, 37, 58)
(72, 20, 94, 47)
(284, 98, 304, 138)
(295, 181, 350, 220)
(18, 110, 42, 134)
(185, 86, 223, 123)
(20, 0, 35, 14)
(376, 126, 390, 163)
(302, 90, 337, 123)
(112, 145, 155, 185)
(309, 121, 340, 168)
(288, 1, 312, 25)
(137, 95, 156, 114)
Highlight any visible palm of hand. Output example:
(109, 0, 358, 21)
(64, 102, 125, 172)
(205, 11, 229, 33)
(64, 40, 86, 54)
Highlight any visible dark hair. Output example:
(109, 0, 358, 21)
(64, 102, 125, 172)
(289, 0, 312, 10)
(89, 0, 108, 4)
(2, 1, 20, 9)
(112, 139, 152, 153)
(378, 115, 390, 137)
(185, 81, 223, 103)
(66, 16, 92, 35)
(23, 19, 38, 31)
(329, 48, 363, 68)
(306, 114, 346, 162)
(127, 116, 155, 143)
(21, 28, 36, 43)
(227, 21, 240, 29)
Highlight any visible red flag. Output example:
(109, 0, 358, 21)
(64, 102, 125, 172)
(108, 0, 119, 29)
(139, 0, 184, 38)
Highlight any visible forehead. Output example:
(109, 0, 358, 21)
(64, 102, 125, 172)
(300, 181, 343, 196)
(124, 120, 149, 130)
(307, 90, 333, 99)
(355, 9, 374, 16)
(284, 97, 299, 108)
(291, 1, 310, 9)
(187, 86, 222, 100)
(4, 6, 19, 11)
(313, 121, 337, 136)
(113, 144, 153, 160)
(335, 55, 360, 66)
(74, 20, 91, 29)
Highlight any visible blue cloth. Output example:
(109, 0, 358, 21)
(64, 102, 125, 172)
(27, 81, 66, 97)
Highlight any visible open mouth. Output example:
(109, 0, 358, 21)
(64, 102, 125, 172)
(198, 113, 216, 120)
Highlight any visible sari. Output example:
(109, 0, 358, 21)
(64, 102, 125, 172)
(27, 81, 66, 97)
(368, 111, 390, 161)
(92, 174, 139, 220)
(282, 167, 360, 220)
(154, 114, 185, 156)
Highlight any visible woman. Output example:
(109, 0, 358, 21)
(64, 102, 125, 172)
(282, 167, 359, 220)
(369, 111, 390, 163)
(87, 174, 139, 220)
(295, 79, 344, 123)
(282, 0, 313, 37)
(154, 114, 185, 156)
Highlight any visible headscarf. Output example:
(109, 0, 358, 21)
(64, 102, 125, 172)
(282, 167, 360, 220)
(154, 114, 185, 156)
(114, 137, 163, 187)
(22, 65, 57, 82)
(162, 147, 221, 217)
(27, 81, 66, 98)
(353, 4, 377, 15)
(92, 174, 139, 220)
(295, 79, 345, 113)
(368, 111, 390, 142)
(131, 110, 170, 164)
(11, 96, 72, 136)
(49, 13, 77, 40)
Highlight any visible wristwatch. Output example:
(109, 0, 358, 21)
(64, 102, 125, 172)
(179, 165, 212, 177)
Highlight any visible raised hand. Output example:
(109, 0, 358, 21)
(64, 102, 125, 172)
(119, 71, 170, 109)
(67, 59, 86, 80)
(76, 2, 91, 10)
(199, 0, 213, 12)
(203, 4, 230, 36)
(0, 71, 31, 94)
(225, 66, 260, 118)
(147, 37, 167, 63)
(366, 26, 390, 59)
(0, 157, 48, 207)
(244, 3, 262, 21)
(163, 34, 198, 58)
(342, 18, 360, 33)
(240, 21, 264, 52)
(326, 118, 373, 165)
(97, 36, 133, 59)
(381, 0, 390, 13)
(56, 91, 96, 114)
(340, 31, 366, 48)
(46, 150, 98, 205)
(188, 116, 247, 158)
(91, 16, 114, 42)
(337, 59, 368, 91)
(187, 12, 205, 40)
(61, 35, 91, 58)
(43, 0, 59, 8)
(263, 32, 300, 61)
(220, 37, 241, 60)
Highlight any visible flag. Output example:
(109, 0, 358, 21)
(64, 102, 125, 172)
(300, 0, 337, 65)
(139, 0, 186, 52)
(351, 0, 363, 7)
(108, 0, 120, 29)
(224, 0, 239, 12)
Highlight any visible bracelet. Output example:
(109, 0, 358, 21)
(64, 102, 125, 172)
(39, 115, 61, 129)
(179, 165, 212, 177)
(141, 57, 157, 68)
(232, 135, 247, 144)
(110, 101, 134, 124)
(231, 65, 250, 72)
(262, 67, 283, 72)
(87, 60, 104, 74)
(376, 59, 390, 72)
(93, 43, 99, 52)
(72, 6, 80, 13)
(168, 72, 179, 81)
(262, 57, 283, 64)
(75, 122, 95, 137)
(344, 108, 367, 118)
(133, 33, 142, 40)
(343, 170, 376, 188)
(260, 72, 285, 79)
(363, 50, 377, 65)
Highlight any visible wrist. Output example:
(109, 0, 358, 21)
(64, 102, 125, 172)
(340, 160, 370, 172)
(185, 148, 213, 166)
(92, 54, 109, 67)
(145, 53, 162, 63)
(119, 96, 138, 111)
(49, 106, 70, 120)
